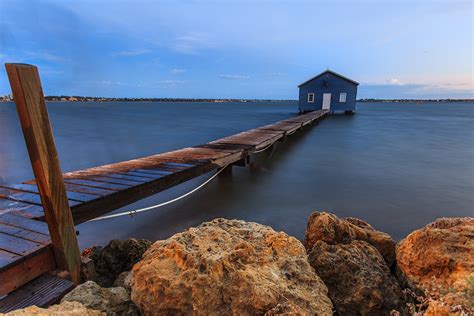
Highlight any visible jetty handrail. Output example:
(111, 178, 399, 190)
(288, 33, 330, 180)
(5, 63, 81, 285)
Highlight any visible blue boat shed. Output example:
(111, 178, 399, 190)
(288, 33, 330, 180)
(298, 70, 359, 114)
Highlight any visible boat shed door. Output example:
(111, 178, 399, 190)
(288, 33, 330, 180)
(322, 93, 331, 110)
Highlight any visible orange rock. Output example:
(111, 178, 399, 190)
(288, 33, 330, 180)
(396, 217, 474, 314)
(1, 301, 104, 315)
(304, 211, 396, 267)
(424, 300, 459, 316)
(131, 218, 333, 315)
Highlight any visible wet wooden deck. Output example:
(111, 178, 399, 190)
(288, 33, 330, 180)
(0, 109, 328, 297)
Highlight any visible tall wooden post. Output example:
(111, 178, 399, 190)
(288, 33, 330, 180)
(5, 63, 81, 285)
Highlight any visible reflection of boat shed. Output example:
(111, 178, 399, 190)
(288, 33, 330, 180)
(298, 70, 359, 114)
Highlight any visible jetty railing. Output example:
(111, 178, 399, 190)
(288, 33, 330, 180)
(5, 64, 82, 284)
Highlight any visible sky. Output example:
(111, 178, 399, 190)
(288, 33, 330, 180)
(0, 0, 473, 99)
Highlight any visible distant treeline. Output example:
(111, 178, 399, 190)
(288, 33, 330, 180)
(42, 96, 297, 103)
(357, 98, 473, 103)
(1, 95, 472, 103)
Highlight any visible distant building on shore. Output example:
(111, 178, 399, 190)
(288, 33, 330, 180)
(298, 70, 359, 114)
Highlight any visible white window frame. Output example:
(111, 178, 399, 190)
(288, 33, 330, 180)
(307, 93, 315, 103)
(339, 93, 347, 103)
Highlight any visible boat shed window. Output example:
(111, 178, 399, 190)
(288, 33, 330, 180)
(307, 93, 315, 103)
(339, 93, 347, 103)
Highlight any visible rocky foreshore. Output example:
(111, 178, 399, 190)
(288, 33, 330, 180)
(2, 212, 473, 316)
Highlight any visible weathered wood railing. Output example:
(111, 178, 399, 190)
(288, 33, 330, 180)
(5, 64, 81, 284)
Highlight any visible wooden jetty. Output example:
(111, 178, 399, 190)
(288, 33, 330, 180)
(0, 63, 329, 311)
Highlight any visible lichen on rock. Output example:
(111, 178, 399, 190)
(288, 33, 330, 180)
(131, 218, 333, 315)
(1, 301, 104, 316)
(304, 211, 396, 267)
(396, 217, 474, 314)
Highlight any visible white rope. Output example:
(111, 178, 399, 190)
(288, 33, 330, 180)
(252, 142, 275, 154)
(87, 164, 230, 222)
(86, 138, 279, 223)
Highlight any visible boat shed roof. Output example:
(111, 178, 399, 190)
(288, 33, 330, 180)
(298, 70, 359, 87)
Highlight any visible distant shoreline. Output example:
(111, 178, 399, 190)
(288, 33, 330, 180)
(0, 96, 472, 103)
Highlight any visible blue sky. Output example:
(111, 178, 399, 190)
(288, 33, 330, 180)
(0, 0, 472, 99)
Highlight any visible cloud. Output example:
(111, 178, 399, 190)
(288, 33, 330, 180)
(219, 74, 250, 80)
(172, 32, 214, 54)
(25, 51, 71, 63)
(91, 80, 124, 86)
(388, 78, 403, 85)
(171, 68, 186, 74)
(359, 82, 474, 99)
(156, 80, 185, 86)
(111, 49, 151, 57)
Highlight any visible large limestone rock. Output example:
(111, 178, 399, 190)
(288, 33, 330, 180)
(131, 218, 333, 315)
(304, 211, 396, 267)
(396, 217, 474, 314)
(308, 240, 407, 315)
(61, 281, 139, 316)
(84, 238, 151, 287)
(2, 301, 104, 315)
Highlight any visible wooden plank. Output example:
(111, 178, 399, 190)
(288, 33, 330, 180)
(0, 232, 45, 256)
(62, 182, 113, 196)
(120, 171, 166, 180)
(132, 168, 173, 176)
(0, 223, 50, 245)
(61, 156, 188, 179)
(86, 176, 140, 186)
(0, 185, 81, 208)
(91, 173, 149, 183)
(0, 250, 21, 269)
(196, 143, 254, 151)
(0, 187, 43, 205)
(210, 131, 283, 151)
(0, 198, 42, 217)
(0, 184, 98, 202)
(0, 273, 74, 313)
(63, 178, 127, 191)
(69, 162, 217, 224)
(0, 247, 56, 295)
(161, 162, 195, 168)
(0, 213, 50, 236)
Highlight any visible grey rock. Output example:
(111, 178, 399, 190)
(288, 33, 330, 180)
(113, 271, 132, 292)
(61, 281, 140, 316)
(309, 240, 408, 316)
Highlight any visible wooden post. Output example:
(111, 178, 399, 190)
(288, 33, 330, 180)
(5, 63, 81, 285)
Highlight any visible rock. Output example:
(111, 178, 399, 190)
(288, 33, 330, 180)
(131, 218, 333, 315)
(1, 301, 104, 315)
(308, 240, 407, 315)
(304, 211, 396, 267)
(396, 217, 474, 314)
(61, 281, 139, 316)
(84, 238, 152, 287)
(114, 271, 132, 292)
(264, 302, 302, 315)
(424, 300, 458, 316)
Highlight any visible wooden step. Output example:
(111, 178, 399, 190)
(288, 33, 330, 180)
(0, 273, 73, 313)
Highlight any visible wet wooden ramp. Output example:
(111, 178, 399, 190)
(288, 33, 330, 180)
(0, 109, 328, 300)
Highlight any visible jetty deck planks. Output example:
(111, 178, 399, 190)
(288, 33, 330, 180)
(0, 109, 328, 299)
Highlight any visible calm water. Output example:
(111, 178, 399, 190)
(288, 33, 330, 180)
(1, 101, 473, 248)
